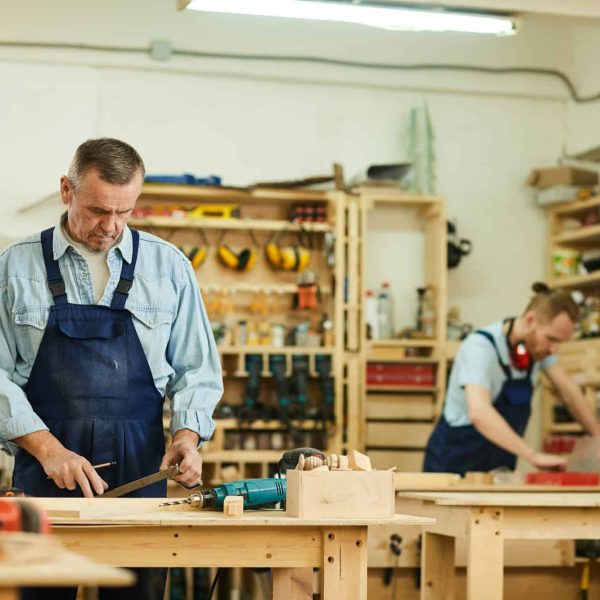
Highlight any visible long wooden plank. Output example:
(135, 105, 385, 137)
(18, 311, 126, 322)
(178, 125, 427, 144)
(56, 526, 322, 568)
(0, 548, 134, 587)
(38, 498, 432, 527)
(399, 492, 600, 507)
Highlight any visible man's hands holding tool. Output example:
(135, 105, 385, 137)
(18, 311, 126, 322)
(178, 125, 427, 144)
(160, 429, 203, 488)
(16, 430, 108, 498)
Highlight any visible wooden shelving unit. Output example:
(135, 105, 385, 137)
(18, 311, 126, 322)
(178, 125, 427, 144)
(541, 199, 600, 442)
(351, 188, 447, 471)
(547, 196, 600, 290)
(136, 183, 345, 482)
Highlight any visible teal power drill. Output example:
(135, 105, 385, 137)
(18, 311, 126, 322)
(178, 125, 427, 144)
(159, 448, 325, 510)
(160, 478, 286, 510)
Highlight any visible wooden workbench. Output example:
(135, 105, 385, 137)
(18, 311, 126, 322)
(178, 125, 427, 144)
(397, 491, 600, 600)
(0, 534, 134, 600)
(35, 498, 433, 600)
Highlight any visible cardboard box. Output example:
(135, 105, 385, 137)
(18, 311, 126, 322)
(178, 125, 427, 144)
(286, 469, 394, 518)
(526, 167, 598, 189)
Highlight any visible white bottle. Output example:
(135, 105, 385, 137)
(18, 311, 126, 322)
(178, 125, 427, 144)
(365, 290, 380, 340)
(377, 282, 394, 339)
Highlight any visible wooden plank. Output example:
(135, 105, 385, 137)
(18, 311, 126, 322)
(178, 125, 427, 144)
(399, 492, 600, 507)
(368, 450, 425, 471)
(503, 507, 600, 539)
(55, 526, 323, 568)
(394, 472, 460, 489)
(366, 422, 432, 448)
(321, 527, 367, 600)
(366, 394, 435, 420)
(422, 532, 455, 600)
(466, 508, 503, 600)
(0, 547, 134, 587)
(273, 568, 312, 600)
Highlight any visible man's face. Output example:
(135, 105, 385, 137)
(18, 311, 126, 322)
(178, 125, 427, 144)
(524, 311, 574, 360)
(60, 168, 142, 252)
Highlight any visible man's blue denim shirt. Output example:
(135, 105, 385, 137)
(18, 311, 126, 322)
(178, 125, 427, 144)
(0, 223, 223, 455)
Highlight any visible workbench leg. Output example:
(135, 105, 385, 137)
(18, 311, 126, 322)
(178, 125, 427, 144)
(421, 532, 455, 600)
(320, 527, 367, 600)
(272, 568, 312, 600)
(466, 508, 503, 600)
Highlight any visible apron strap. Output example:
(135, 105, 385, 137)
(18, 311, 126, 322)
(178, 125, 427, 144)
(111, 229, 140, 310)
(475, 329, 512, 379)
(41, 227, 68, 305)
(475, 329, 533, 380)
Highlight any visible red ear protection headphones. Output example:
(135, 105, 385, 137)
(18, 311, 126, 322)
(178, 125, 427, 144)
(506, 318, 532, 371)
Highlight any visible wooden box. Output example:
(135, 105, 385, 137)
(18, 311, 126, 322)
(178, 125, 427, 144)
(286, 469, 395, 518)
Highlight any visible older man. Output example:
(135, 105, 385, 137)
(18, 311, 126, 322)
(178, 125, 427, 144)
(0, 138, 223, 599)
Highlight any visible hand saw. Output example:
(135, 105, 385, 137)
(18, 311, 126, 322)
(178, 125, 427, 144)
(100, 465, 179, 498)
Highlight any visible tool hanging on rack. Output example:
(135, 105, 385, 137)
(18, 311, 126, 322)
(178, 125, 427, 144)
(265, 225, 311, 272)
(269, 355, 304, 444)
(315, 354, 335, 422)
(290, 354, 310, 420)
(238, 354, 271, 423)
(217, 229, 259, 272)
(178, 228, 209, 269)
(295, 271, 321, 310)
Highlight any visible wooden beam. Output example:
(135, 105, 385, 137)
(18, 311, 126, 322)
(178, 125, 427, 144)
(321, 527, 368, 600)
(421, 532, 455, 600)
(374, 0, 600, 19)
(273, 568, 312, 600)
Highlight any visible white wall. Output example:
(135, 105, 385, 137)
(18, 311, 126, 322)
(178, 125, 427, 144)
(0, 1, 598, 327)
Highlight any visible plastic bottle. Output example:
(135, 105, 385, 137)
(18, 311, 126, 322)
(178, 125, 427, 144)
(365, 290, 379, 340)
(377, 282, 394, 339)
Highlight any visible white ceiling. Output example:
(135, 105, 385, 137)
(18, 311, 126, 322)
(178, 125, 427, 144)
(374, 1, 600, 19)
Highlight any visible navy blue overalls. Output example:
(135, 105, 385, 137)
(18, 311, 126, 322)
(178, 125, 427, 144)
(14, 227, 167, 599)
(423, 330, 533, 476)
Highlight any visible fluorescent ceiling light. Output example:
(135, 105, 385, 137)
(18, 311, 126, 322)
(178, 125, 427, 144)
(183, 0, 517, 35)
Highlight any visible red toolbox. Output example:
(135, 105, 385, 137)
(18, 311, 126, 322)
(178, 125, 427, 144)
(366, 362, 436, 387)
(526, 472, 600, 486)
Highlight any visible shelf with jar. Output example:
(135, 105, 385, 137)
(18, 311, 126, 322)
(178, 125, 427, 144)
(137, 182, 346, 467)
(349, 188, 447, 471)
(547, 196, 600, 290)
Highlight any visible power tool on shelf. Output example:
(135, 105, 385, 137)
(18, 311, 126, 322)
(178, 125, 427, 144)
(237, 354, 270, 422)
(269, 354, 304, 444)
(315, 354, 335, 422)
(290, 354, 310, 420)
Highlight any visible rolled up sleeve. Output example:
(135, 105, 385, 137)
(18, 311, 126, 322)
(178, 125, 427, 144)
(165, 265, 223, 444)
(0, 285, 48, 456)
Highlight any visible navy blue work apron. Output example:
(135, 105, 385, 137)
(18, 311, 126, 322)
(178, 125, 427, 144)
(13, 227, 166, 497)
(423, 330, 533, 476)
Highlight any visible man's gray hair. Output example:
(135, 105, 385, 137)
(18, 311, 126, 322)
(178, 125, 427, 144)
(68, 138, 145, 190)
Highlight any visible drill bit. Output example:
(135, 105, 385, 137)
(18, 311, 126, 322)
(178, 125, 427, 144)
(159, 493, 203, 508)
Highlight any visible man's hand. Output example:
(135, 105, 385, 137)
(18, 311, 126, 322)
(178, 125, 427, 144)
(527, 451, 568, 471)
(15, 431, 108, 498)
(160, 429, 202, 488)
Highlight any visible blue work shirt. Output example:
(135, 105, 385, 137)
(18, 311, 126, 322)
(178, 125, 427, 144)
(443, 319, 557, 426)
(0, 223, 223, 456)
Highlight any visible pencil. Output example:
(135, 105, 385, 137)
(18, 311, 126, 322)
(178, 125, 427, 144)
(46, 461, 117, 479)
